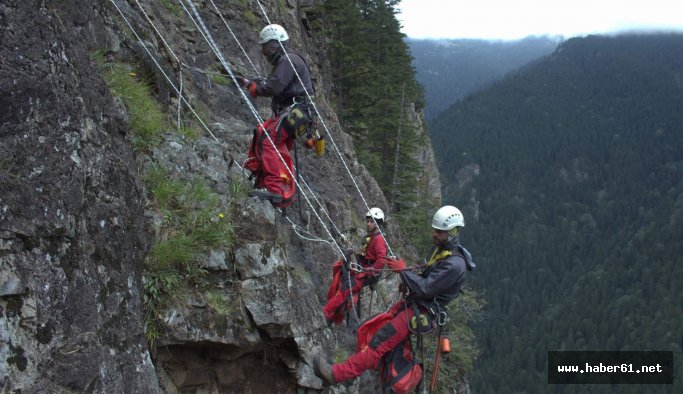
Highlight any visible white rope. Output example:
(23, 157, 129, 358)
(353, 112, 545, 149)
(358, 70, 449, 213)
(133, 0, 180, 64)
(184, 2, 344, 237)
(253, 1, 400, 324)
(390, 82, 406, 213)
(177, 65, 183, 130)
(207, 0, 262, 79)
(255, 0, 396, 257)
(187, 0, 362, 249)
(131, 0, 184, 131)
(188, 0, 362, 245)
(286, 216, 334, 246)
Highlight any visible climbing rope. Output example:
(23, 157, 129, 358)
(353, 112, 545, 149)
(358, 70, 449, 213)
(207, 0, 262, 79)
(131, 0, 184, 132)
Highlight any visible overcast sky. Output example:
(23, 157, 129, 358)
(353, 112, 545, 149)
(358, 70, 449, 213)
(397, 0, 683, 40)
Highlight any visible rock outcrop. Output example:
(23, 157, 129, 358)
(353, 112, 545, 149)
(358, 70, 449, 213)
(1, 0, 158, 391)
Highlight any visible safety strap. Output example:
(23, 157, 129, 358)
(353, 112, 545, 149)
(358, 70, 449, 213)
(426, 247, 452, 267)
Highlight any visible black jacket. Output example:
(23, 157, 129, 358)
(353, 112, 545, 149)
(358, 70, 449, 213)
(256, 48, 313, 112)
(401, 236, 467, 307)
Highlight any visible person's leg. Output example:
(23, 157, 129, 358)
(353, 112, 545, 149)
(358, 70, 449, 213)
(332, 307, 414, 382)
(323, 277, 363, 324)
(254, 120, 297, 204)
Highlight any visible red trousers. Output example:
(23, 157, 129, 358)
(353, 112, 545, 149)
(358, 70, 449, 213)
(245, 117, 296, 207)
(332, 306, 416, 382)
(323, 274, 364, 324)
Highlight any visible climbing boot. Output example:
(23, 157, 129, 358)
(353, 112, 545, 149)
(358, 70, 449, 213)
(313, 352, 336, 386)
(248, 188, 283, 204)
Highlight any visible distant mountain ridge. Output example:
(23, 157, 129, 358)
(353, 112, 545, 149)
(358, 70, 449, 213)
(408, 36, 559, 120)
(429, 34, 683, 393)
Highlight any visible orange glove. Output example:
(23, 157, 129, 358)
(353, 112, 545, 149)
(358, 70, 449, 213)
(387, 257, 406, 272)
(246, 81, 258, 98)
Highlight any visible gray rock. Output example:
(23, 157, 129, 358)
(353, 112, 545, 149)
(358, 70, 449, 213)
(234, 243, 284, 278)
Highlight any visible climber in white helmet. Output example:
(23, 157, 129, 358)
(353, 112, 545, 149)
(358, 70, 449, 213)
(241, 24, 316, 207)
(322, 207, 388, 326)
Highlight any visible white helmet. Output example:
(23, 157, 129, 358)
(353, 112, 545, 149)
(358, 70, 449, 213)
(366, 207, 385, 224)
(432, 205, 464, 234)
(259, 24, 289, 44)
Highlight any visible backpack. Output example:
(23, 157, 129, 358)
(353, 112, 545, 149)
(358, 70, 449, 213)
(458, 244, 476, 271)
(380, 339, 423, 394)
(356, 311, 393, 352)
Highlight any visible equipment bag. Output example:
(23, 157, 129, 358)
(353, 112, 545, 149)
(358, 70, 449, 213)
(356, 311, 393, 352)
(282, 106, 312, 139)
(458, 244, 476, 271)
(380, 339, 423, 394)
(326, 260, 343, 300)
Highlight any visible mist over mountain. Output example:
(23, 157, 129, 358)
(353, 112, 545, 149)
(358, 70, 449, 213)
(429, 34, 683, 393)
(408, 36, 560, 120)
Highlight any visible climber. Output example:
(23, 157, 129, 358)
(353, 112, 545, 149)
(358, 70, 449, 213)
(240, 24, 315, 207)
(313, 205, 470, 389)
(323, 207, 388, 326)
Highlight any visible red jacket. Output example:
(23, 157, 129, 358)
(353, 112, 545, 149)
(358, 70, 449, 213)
(360, 231, 387, 272)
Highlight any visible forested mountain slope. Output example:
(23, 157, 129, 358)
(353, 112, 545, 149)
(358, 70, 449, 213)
(430, 34, 683, 393)
(409, 36, 559, 120)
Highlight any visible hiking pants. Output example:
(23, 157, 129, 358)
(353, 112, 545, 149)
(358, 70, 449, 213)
(322, 274, 364, 323)
(332, 307, 416, 382)
(245, 116, 295, 205)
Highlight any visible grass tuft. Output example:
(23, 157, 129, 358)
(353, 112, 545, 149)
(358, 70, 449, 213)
(178, 124, 201, 140)
(159, 0, 182, 17)
(143, 271, 180, 347)
(211, 74, 230, 86)
(94, 54, 169, 151)
(147, 235, 195, 271)
(143, 167, 235, 272)
(207, 290, 234, 316)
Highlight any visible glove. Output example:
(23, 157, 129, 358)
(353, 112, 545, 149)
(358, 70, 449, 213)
(386, 257, 406, 272)
(246, 81, 258, 98)
(237, 77, 249, 87)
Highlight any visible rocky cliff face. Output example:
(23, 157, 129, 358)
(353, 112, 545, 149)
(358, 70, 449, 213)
(0, 1, 158, 391)
(0, 0, 438, 392)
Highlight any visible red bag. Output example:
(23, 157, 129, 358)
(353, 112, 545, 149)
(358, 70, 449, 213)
(245, 116, 296, 207)
(356, 311, 393, 352)
(326, 260, 343, 300)
(380, 339, 423, 394)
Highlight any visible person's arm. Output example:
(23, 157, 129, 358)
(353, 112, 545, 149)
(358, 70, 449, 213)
(257, 60, 294, 97)
(400, 257, 464, 300)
